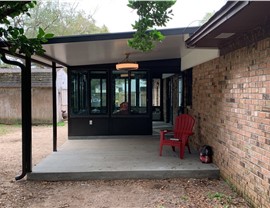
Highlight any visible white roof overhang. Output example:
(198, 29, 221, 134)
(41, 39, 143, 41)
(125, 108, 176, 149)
(30, 27, 199, 68)
(1, 27, 223, 71)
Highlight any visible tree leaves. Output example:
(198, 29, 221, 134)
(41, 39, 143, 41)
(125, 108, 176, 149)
(38, 27, 45, 38)
(44, 33, 54, 39)
(1, 0, 175, 56)
(15, 1, 108, 38)
(128, 0, 176, 52)
(0, 1, 54, 57)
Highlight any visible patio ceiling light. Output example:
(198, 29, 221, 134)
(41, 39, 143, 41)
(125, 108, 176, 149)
(116, 53, 139, 70)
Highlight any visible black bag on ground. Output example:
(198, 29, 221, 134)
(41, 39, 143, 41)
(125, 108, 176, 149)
(200, 145, 213, 163)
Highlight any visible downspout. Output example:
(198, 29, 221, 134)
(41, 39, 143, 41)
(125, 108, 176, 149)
(0, 52, 32, 180)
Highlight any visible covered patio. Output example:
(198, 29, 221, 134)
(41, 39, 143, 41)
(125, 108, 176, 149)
(27, 122, 219, 181)
(1, 27, 219, 180)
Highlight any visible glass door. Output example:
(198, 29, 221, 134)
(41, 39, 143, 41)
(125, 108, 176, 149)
(112, 71, 148, 115)
(130, 71, 147, 114)
(112, 71, 129, 115)
(89, 71, 107, 114)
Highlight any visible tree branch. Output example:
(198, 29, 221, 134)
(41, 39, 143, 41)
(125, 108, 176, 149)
(0, 2, 30, 20)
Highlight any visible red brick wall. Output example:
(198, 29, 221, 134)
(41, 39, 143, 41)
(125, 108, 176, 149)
(191, 38, 270, 207)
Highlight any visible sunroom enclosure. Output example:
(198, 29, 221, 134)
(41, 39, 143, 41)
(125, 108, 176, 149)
(68, 59, 180, 137)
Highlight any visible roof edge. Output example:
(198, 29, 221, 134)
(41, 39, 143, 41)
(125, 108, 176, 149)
(0, 27, 200, 48)
(185, 1, 250, 48)
(42, 27, 200, 45)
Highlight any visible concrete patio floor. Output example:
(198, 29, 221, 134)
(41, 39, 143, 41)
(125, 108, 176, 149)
(27, 134, 219, 181)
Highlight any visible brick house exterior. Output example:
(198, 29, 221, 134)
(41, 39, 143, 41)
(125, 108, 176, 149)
(190, 38, 270, 207)
(185, 2, 270, 207)
(0, 1, 268, 200)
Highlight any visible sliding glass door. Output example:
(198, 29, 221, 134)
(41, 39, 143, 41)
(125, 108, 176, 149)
(112, 71, 148, 116)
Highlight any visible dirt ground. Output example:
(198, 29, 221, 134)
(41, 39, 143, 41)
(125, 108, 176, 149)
(0, 124, 251, 208)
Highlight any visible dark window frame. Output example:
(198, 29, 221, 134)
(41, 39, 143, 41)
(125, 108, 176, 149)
(183, 68, 193, 110)
(69, 68, 150, 118)
(70, 70, 88, 116)
(111, 70, 148, 116)
(89, 71, 108, 115)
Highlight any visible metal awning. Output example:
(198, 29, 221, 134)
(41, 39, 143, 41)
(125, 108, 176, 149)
(31, 27, 199, 67)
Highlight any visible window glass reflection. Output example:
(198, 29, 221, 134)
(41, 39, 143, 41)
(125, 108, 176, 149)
(112, 71, 147, 115)
(112, 71, 129, 114)
(130, 71, 147, 114)
(70, 71, 88, 115)
(90, 71, 107, 114)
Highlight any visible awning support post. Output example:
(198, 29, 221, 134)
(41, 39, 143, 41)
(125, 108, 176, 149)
(21, 56, 32, 177)
(0, 52, 32, 180)
(52, 62, 57, 152)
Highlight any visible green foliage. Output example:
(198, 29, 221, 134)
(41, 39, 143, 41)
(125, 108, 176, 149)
(208, 192, 225, 200)
(208, 192, 233, 207)
(1, 1, 173, 56)
(0, 124, 21, 136)
(225, 179, 237, 193)
(11, 1, 108, 38)
(0, 124, 7, 136)
(0, 1, 54, 57)
(128, 0, 176, 52)
(180, 195, 189, 201)
(57, 121, 66, 127)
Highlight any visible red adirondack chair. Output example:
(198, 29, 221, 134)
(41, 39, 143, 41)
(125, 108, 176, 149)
(159, 114, 195, 159)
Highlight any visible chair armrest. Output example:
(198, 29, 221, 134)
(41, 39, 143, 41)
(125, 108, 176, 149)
(169, 138, 180, 141)
(160, 130, 174, 138)
(160, 129, 173, 134)
(160, 129, 174, 141)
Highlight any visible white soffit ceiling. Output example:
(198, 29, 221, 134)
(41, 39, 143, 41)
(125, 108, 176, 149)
(41, 34, 184, 66)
